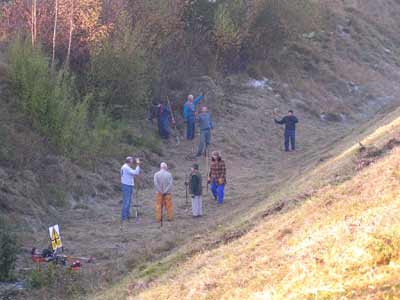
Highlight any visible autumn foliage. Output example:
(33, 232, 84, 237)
(1, 0, 318, 73)
(0, 0, 318, 161)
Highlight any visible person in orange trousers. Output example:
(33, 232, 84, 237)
(154, 162, 174, 222)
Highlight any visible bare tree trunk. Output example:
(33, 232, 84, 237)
(66, 0, 74, 66)
(51, 0, 58, 69)
(34, 0, 37, 46)
(31, 0, 37, 47)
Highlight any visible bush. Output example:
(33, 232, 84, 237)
(7, 37, 123, 165)
(0, 218, 18, 281)
(87, 9, 173, 120)
(27, 264, 86, 297)
(213, 0, 246, 72)
(89, 36, 153, 119)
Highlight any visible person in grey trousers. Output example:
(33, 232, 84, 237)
(189, 163, 203, 217)
(196, 106, 213, 157)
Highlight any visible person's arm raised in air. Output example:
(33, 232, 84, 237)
(274, 117, 285, 125)
(193, 94, 204, 106)
(126, 164, 140, 176)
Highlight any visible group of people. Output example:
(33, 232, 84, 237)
(150, 92, 213, 157)
(122, 93, 299, 227)
(119, 150, 226, 228)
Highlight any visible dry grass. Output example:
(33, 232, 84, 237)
(109, 115, 400, 300)
(90, 108, 400, 300)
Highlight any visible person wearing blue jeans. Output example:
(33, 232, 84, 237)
(210, 179, 225, 205)
(196, 106, 213, 157)
(120, 157, 141, 230)
(183, 93, 204, 140)
(121, 184, 133, 220)
(274, 110, 299, 152)
(284, 129, 296, 152)
(208, 151, 226, 205)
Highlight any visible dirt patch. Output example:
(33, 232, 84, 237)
(262, 201, 286, 218)
(357, 138, 400, 170)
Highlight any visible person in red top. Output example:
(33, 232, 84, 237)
(208, 151, 226, 204)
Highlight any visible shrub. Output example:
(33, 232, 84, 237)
(213, 0, 246, 72)
(0, 217, 18, 281)
(88, 18, 157, 119)
(8, 38, 77, 147)
(7, 37, 123, 165)
(27, 264, 86, 297)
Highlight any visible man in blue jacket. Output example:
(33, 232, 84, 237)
(156, 102, 172, 140)
(274, 110, 299, 152)
(183, 93, 204, 140)
(196, 106, 213, 157)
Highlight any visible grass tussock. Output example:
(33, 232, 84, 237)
(130, 149, 400, 299)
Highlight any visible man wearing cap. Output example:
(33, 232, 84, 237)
(154, 162, 174, 223)
(208, 151, 226, 204)
(274, 110, 299, 152)
(196, 106, 213, 157)
(120, 157, 141, 228)
(189, 164, 203, 217)
(183, 93, 204, 140)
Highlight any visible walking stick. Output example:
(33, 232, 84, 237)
(185, 173, 189, 207)
(133, 184, 139, 222)
(205, 144, 210, 193)
(167, 97, 180, 146)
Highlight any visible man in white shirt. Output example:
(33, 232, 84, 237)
(120, 157, 141, 227)
(154, 162, 174, 223)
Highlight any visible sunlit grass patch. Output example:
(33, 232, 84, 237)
(132, 148, 400, 300)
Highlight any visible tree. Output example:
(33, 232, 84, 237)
(65, 0, 74, 65)
(31, 0, 37, 47)
(51, 0, 58, 68)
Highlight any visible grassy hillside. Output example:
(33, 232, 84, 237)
(2, 0, 400, 299)
(138, 120, 400, 299)
(97, 110, 400, 300)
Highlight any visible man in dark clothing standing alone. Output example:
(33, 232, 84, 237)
(274, 110, 299, 152)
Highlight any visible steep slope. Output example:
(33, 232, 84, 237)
(132, 122, 400, 300)
(88, 0, 400, 299)
(2, 0, 400, 299)
(92, 99, 400, 300)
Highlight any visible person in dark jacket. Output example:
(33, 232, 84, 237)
(196, 106, 213, 157)
(274, 110, 299, 152)
(156, 102, 173, 139)
(189, 164, 203, 217)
